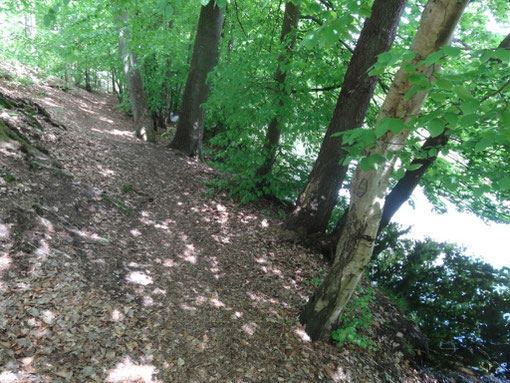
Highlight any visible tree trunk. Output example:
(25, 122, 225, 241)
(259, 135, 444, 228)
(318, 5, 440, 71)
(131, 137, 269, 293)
(24, 13, 36, 39)
(325, 131, 449, 250)
(255, 2, 300, 181)
(85, 69, 92, 92)
(300, 0, 468, 341)
(285, 0, 407, 236)
(375, 32, 510, 235)
(169, 1, 224, 157)
(118, 13, 156, 143)
(378, 132, 449, 233)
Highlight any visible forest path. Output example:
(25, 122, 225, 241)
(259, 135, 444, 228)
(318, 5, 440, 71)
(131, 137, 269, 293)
(0, 78, 427, 383)
(0, 82, 342, 383)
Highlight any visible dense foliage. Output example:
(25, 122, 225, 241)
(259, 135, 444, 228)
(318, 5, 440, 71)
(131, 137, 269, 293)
(370, 224, 510, 377)
(1, 0, 509, 378)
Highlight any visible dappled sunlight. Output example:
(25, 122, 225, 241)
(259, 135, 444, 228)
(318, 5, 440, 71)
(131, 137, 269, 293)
(330, 366, 352, 382)
(92, 127, 136, 138)
(0, 255, 11, 272)
(142, 295, 155, 306)
(105, 357, 158, 383)
(209, 297, 226, 309)
(98, 116, 114, 124)
(208, 256, 225, 279)
(259, 263, 284, 278)
(180, 303, 197, 312)
(247, 291, 285, 307)
(126, 271, 153, 286)
(294, 327, 311, 343)
(97, 164, 116, 177)
(0, 370, 18, 383)
(34, 240, 50, 259)
(110, 309, 125, 322)
(241, 321, 258, 337)
(70, 228, 107, 242)
(179, 244, 197, 264)
(41, 310, 55, 325)
(130, 228, 142, 237)
(0, 141, 21, 157)
(152, 287, 166, 295)
(162, 258, 179, 268)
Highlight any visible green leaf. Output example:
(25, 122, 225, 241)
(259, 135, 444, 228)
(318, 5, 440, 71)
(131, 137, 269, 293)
(474, 136, 495, 152)
(200, 0, 210, 6)
(375, 121, 389, 138)
(360, 153, 385, 172)
(480, 50, 493, 63)
(460, 99, 479, 115)
(409, 73, 429, 87)
(394, 167, 405, 180)
(441, 46, 461, 58)
(424, 51, 444, 66)
(427, 119, 446, 137)
(459, 114, 478, 128)
(404, 85, 424, 101)
(494, 48, 510, 63)
(454, 86, 473, 100)
(377, 118, 407, 136)
(408, 163, 423, 171)
(360, 157, 372, 172)
(501, 111, 510, 129)
(444, 112, 458, 128)
(498, 177, 510, 191)
(435, 78, 453, 90)
(401, 51, 416, 61)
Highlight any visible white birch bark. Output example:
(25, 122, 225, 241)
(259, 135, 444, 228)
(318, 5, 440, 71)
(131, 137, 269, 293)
(301, 0, 469, 341)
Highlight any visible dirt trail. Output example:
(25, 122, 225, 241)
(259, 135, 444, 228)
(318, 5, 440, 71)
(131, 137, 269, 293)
(0, 79, 427, 383)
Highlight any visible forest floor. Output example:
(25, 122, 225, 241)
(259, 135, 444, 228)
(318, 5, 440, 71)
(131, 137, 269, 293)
(0, 66, 458, 383)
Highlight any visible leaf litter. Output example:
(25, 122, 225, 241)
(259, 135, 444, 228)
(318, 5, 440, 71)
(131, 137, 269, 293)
(0, 67, 454, 383)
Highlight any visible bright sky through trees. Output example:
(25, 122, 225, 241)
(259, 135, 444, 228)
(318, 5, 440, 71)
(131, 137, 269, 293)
(395, 187, 510, 268)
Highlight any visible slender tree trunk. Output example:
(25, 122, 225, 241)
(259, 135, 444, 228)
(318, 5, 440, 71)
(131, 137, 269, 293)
(378, 132, 449, 232)
(64, 64, 70, 88)
(285, 0, 407, 236)
(24, 13, 36, 39)
(300, 0, 468, 341)
(118, 13, 156, 143)
(255, 2, 300, 181)
(85, 69, 92, 92)
(169, 1, 224, 157)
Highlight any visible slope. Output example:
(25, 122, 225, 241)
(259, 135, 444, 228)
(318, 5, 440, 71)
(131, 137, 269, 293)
(0, 64, 456, 383)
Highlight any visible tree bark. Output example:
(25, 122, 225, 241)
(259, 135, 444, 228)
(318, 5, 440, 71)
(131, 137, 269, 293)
(85, 69, 92, 92)
(24, 13, 36, 39)
(300, 0, 468, 341)
(375, 32, 510, 235)
(118, 13, 156, 143)
(169, 1, 224, 157)
(285, 0, 407, 236)
(255, 2, 300, 181)
(378, 132, 449, 233)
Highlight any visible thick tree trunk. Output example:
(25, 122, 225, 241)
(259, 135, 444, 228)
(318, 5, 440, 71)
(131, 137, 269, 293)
(255, 2, 300, 181)
(300, 0, 468, 341)
(285, 0, 407, 236)
(169, 1, 224, 157)
(118, 13, 156, 143)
